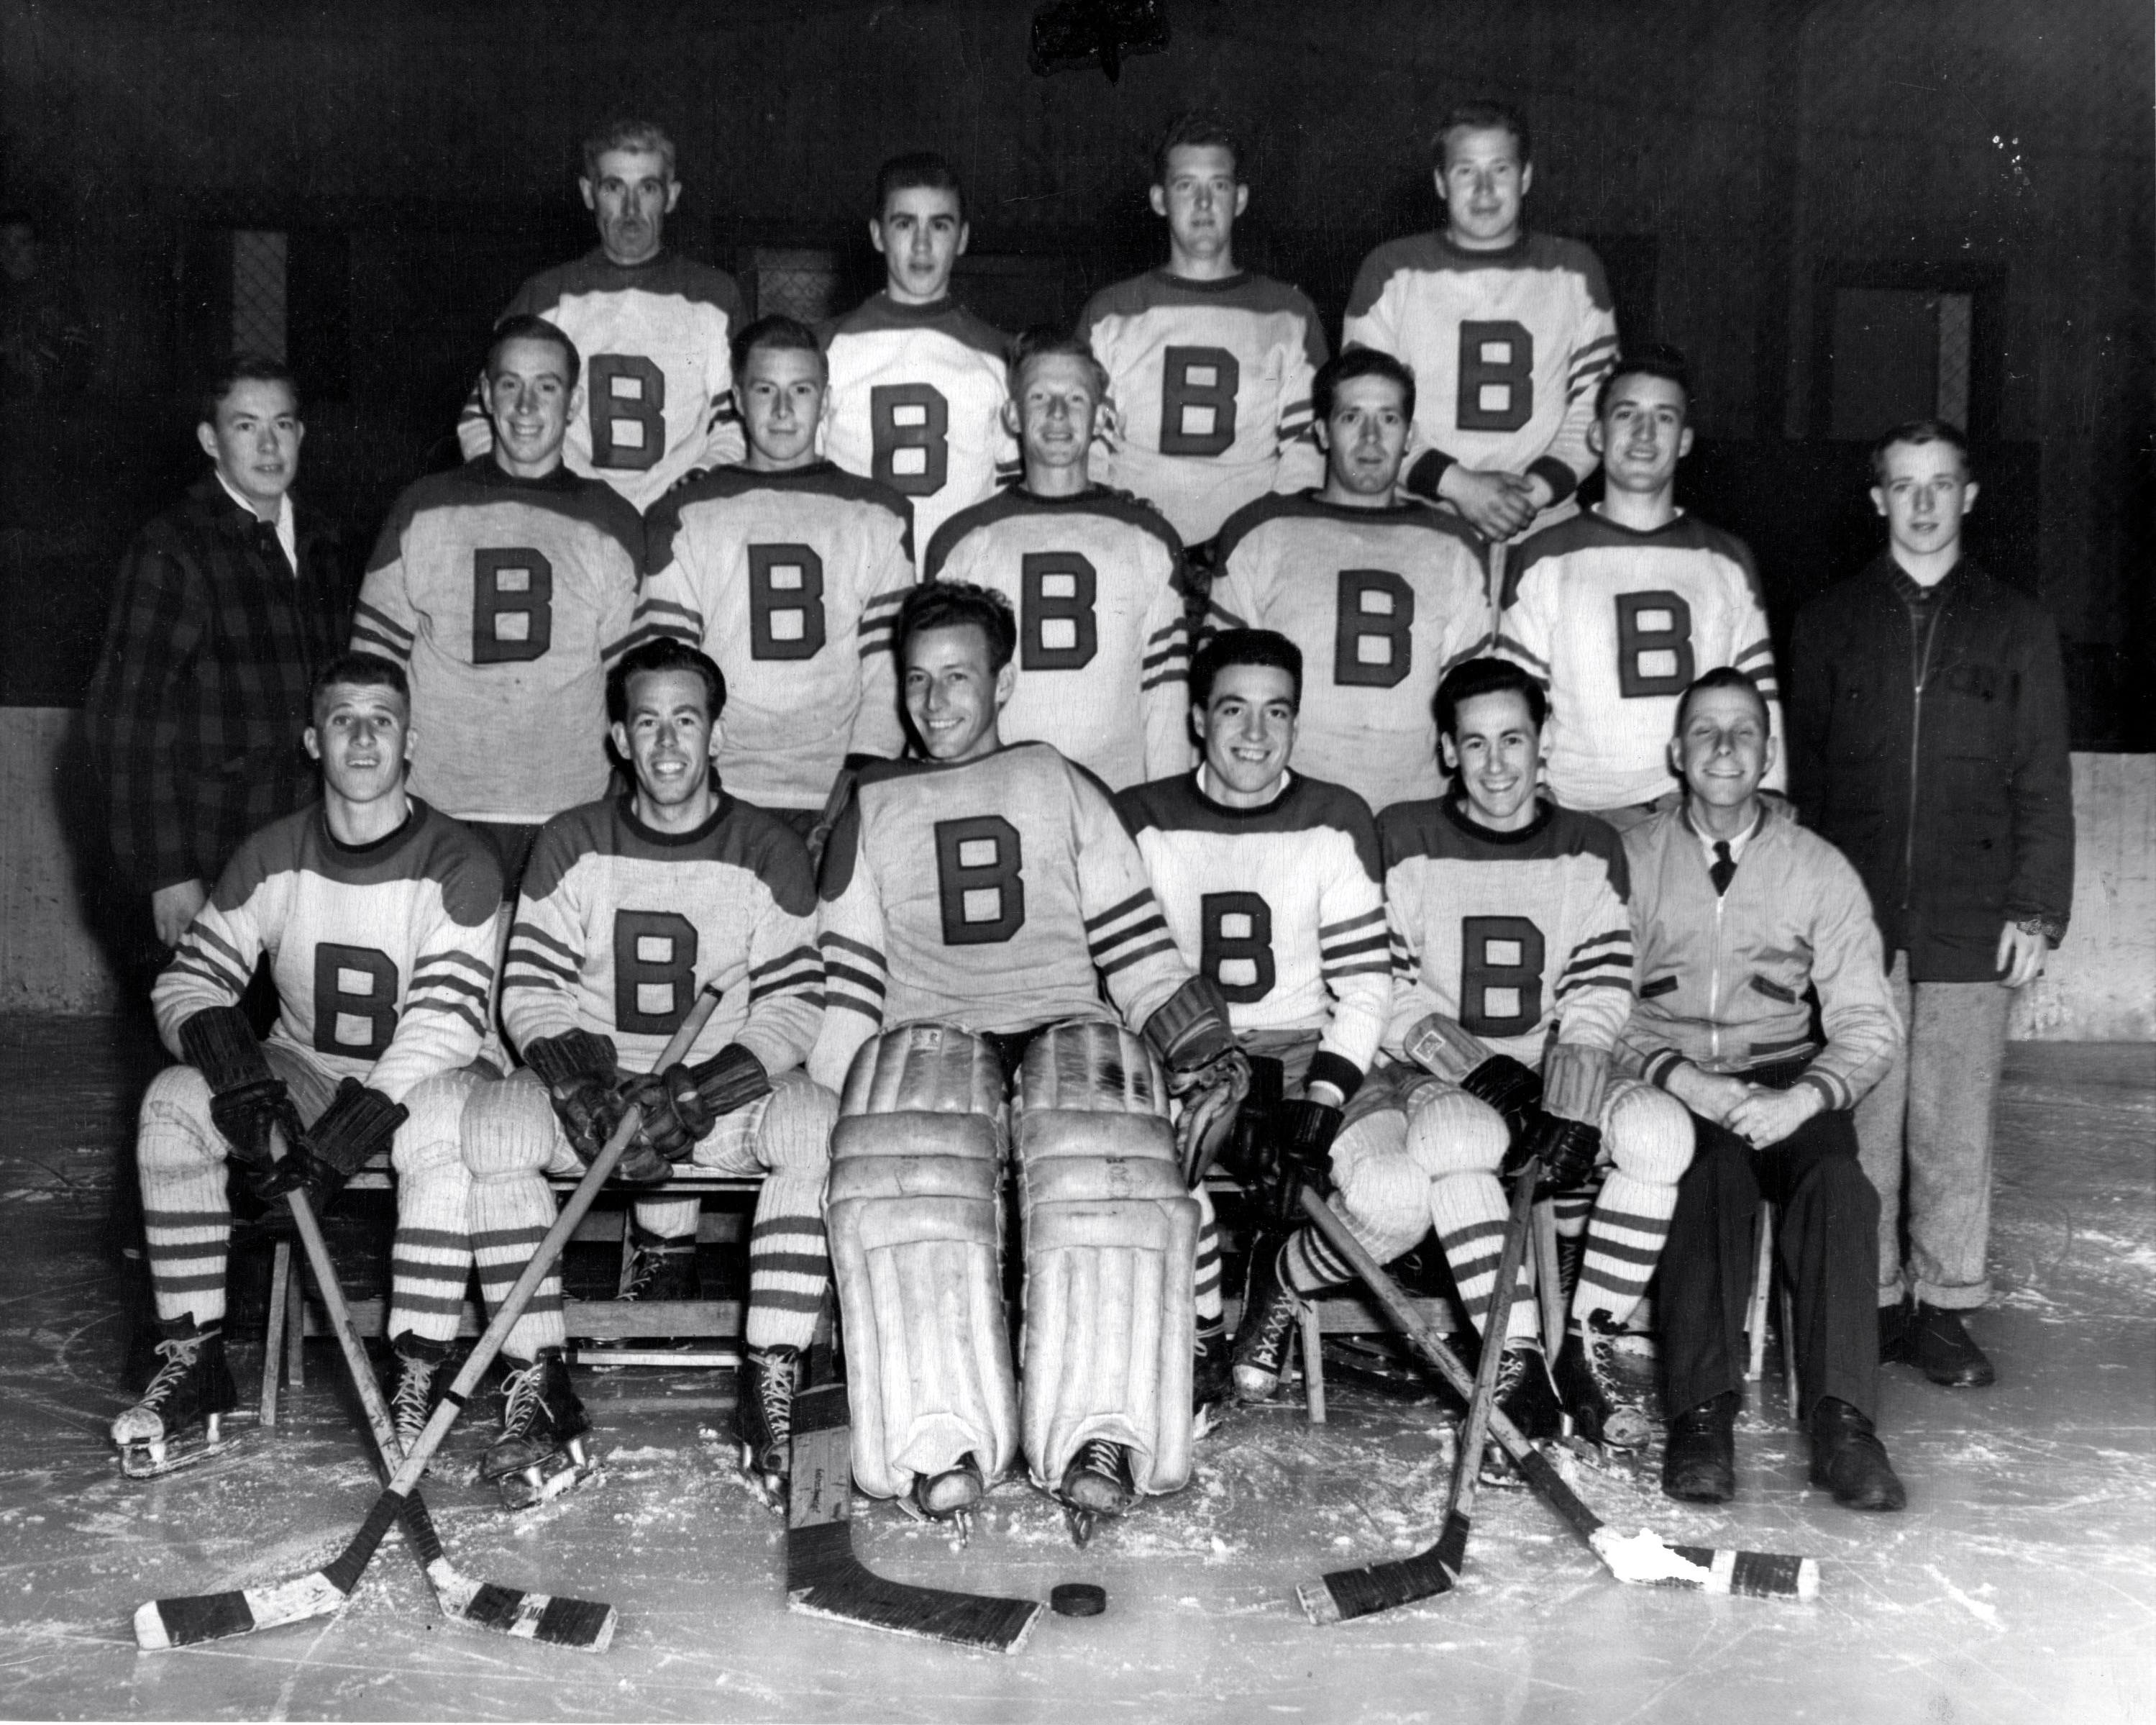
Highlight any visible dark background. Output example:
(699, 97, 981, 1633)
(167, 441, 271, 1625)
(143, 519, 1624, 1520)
(1, 0, 2149, 742)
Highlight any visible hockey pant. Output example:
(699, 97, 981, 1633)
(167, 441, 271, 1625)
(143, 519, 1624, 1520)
(135, 1039, 476, 1342)
(461, 1066, 836, 1360)
(826, 1019, 1199, 1503)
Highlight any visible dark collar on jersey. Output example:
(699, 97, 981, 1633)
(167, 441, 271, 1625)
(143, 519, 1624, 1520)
(1436, 226, 1533, 263)
(1149, 267, 1251, 294)
(731, 459, 844, 486)
(1294, 486, 1430, 524)
(1441, 792, 1555, 847)
(1187, 768, 1297, 821)
(867, 291, 964, 324)
(318, 797, 423, 862)
(618, 789, 736, 849)
(470, 455, 583, 493)
(583, 245, 675, 276)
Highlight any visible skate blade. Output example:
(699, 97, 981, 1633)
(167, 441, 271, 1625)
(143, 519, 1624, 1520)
(500, 1458, 599, 1513)
(1064, 1504, 1097, 1548)
(738, 1442, 787, 1513)
(118, 1416, 240, 1480)
(894, 1496, 974, 1544)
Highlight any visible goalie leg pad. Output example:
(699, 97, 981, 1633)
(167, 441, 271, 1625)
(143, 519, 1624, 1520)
(387, 1072, 478, 1347)
(1015, 1023, 1197, 1498)
(136, 1067, 233, 1326)
(828, 1025, 1016, 1502)
(1571, 1078, 1694, 1326)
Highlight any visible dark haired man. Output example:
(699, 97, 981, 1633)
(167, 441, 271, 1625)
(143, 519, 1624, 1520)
(632, 314, 915, 832)
(810, 581, 1246, 1533)
(1077, 112, 1328, 554)
(88, 354, 351, 953)
(1789, 420, 2073, 1390)
(925, 329, 1192, 789)
(471, 636, 832, 1503)
(1624, 666, 1906, 1510)
(822, 153, 1015, 573)
(1497, 345, 1781, 826)
(1115, 629, 1389, 1405)
(457, 120, 747, 510)
(1207, 347, 1488, 812)
(1343, 101, 1618, 557)
(111, 653, 501, 1478)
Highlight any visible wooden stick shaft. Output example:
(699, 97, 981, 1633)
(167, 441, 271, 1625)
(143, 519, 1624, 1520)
(1444, 1159, 1540, 1525)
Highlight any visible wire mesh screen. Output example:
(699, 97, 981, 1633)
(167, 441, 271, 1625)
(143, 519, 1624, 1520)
(1935, 291, 1972, 429)
(747, 247, 841, 324)
(231, 229, 288, 359)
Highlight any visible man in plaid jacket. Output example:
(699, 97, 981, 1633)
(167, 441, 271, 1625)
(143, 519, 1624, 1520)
(86, 354, 351, 954)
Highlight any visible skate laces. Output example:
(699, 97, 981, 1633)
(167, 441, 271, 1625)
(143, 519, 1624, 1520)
(752, 1357, 793, 1448)
(140, 1334, 204, 1408)
(499, 1358, 547, 1438)
(1248, 1285, 1302, 1366)
(391, 1355, 436, 1435)
(621, 1242, 690, 1301)
(1072, 1437, 1122, 1479)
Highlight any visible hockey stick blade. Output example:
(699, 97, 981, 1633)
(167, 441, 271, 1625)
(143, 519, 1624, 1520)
(787, 1385, 1043, 1653)
(134, 989, 721, 1649)
(1298, 1188, 1821, 1603)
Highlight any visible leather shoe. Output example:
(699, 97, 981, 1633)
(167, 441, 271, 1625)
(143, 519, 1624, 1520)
(1807, 1397, 1906, 1511)
(1912, 1303, 1996, 1387)
(1877, 1298, 1913, 1365)
(1661, 1391, 1737, 1503)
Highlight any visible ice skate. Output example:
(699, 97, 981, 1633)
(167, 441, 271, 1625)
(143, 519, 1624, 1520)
(1229, 1244, 1304, 1403)
(384, 1329, 449, 1472)
(1552, 1313, 1655, 1455)
(1059, 1437, 1136, 1547)
(1479, 1341, 1562, 1487)
(112, 1319, 241, 1479)
(480, 1347, 597, 1511)
(736, 1344, 798, 1509)
(905, 1452, 985, 1540)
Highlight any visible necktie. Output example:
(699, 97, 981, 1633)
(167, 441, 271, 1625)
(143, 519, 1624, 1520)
(256, 521, 293, 581)
(1710, 840, 1736, 896)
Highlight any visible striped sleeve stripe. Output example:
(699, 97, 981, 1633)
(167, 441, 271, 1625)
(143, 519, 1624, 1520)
(1491, 632, 1550, 675)
(1318, 906, 1387, 938)
(1091, 911, 1172, 957)
(1140, 670, 1187, 693)
(171, 943, 250, 996)
(599, 628, 639, 664)
(502, 947, 579, 988)
(1083, 891, 1155, 934)
(1320, 931, 1392, 961)
(1555, 965, 1632, 1001)
(425, 947, 492, 979)
(749, 945, 820, 980)
(1096, 935, 1179, 977)
(410, 968, 490, 1003)
(1560, 929, 1632, 968)
(749, 963, 823, 1002)
(821, 960, 887, 1000)
(1733, 639, 1775, 667)
(408, 996, 488, 1037)
(1140, 645, 1187, 674)
(352, 600, 416, 649)
(821, 932, 886, 968)
(1324, 960, 1393, 979)
(186, 920, 254, 975)
(1205, 599, 1249, 631)
(632, 595, 703, 632)
(508, 921, 578, 962)
(827, 993, 884, 1024)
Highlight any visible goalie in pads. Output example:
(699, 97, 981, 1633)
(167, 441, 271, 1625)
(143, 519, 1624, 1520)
(810, 582, 1248, 1533)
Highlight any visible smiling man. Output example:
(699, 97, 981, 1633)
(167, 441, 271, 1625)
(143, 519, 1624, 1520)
(924, 329, 1191, 789)
(1115, 629, 1389, 1408)
(1207, 348, 1489, 811)
(1622, 666, 1906, 1511)
(456, 121, 746, 509)
(111, 653, 501, 1480)
(811, 581, 1246, 1536)
(820, 153, 1016, 571)
(1497, 345, 1781, 825)
(470, 637, 831, 1506)
(1343, 102, 1618, 560)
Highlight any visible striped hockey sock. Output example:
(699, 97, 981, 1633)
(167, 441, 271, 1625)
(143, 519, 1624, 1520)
(1571, 1170, 1676, 1329)
(388, 1077, 475, 1347)
(137, 1071, 232, 1326)
(1193, 1184, 1223, 1324)
(1429, 1173, 1538, 1343)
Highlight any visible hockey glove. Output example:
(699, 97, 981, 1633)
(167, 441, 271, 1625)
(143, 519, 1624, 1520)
(1402, 1012, 1538, 1121)
(1519, 1043, 1610, 1196)
(1462, 1054, 1544, 1138)
(1225, 1057, 1287, 1191)
(1148, 977, 1251, 1185)
(1264, 1095, 1345, 1226)
(255, 1078, 407, 1214)
(623, 1044, 771, 1163)
(178, 1006, 306, 1175)
(1504, 1112, 1603, 1198)
(523, 1029, 631, 1164)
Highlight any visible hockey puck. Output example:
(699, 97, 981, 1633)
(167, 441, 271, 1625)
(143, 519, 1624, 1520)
(1050, 1583, 1107, 1618)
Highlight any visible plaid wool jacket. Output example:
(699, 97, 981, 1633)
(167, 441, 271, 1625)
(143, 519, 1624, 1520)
(84, 475, 351, 893)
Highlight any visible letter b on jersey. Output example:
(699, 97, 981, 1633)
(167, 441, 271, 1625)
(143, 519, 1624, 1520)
(1334, 569, 1415, 688)
(1456, 321, 1533, 433)
(473, 550, 553, 664)
(314, 943, 399, 1060)
(1020, 552, 1098, 670)
(1200, 891, 1274, 1003)
(588, 355, 666, 471)
(1459, 916, 1544, 1039)
(870, 383, 949, 496)
(615, 911, 699, 1036)
(748, 545, 827, 660)
(934, 816, 1024, 945)
(1159, 346, 1239, 458)
(1614, 592, 1695, 698)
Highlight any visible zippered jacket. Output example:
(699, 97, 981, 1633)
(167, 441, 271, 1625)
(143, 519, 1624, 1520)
(1617, 799, 1901, 1113)
(1788, 552, 2073, 982)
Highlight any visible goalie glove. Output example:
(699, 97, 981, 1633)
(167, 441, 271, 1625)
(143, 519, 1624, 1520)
(620, 1044, 771, 1164)
(255, 1078, 406, 1214)
(1144, 976, 1251, 1185)
(178, 1006, 306, 1175)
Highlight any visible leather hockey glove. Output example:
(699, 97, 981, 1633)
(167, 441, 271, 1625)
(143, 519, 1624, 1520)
(1515, 1044, 1610, 1196)
(1146, 977, 1253, 1185)
(621, 1044, 771, 1164)
(1226, 1056, 1287, 1191)
(523, 1029, 631, 1164)
(178, 1006, 306, 1177)
(255, 1078, 406, 1214)
(1265, 1094, 1345, 1226)
(1401, 1010, 1543, 1133)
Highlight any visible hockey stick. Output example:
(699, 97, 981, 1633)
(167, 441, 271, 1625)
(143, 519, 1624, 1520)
(134, 986, 722, 1649)
(1299, 1157, 1538, 1624)
(1294, 1187, 1822, 1603)
(787, 1382, 1043, 1653)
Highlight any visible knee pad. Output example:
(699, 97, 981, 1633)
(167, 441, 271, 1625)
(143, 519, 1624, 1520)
(137, 1065, 221, 1174)
(1330, 1104, 1430, 1256)
(755, 1072, 838, 1172)
(461, 1070, 565, 1182)
(392, 1071, 477, 1179)
(1015, 1021, 1197, 1496)
(1404, 1080, 1509, 1179)
(826, 1023, 1017, 1501)
(1601, 1078, 1694, 1185)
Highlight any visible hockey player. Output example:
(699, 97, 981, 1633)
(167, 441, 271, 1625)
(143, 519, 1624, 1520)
(1206, 349, 1489, 811)
(472, 637, 833, 1504)
(1622, 668, 1906, 1510)
(1078, 112, 1328, 555)
(810, 581, 1247, 1533)
(1114, 629, 1389, 1406)
(354, 314, 642, 892)
(1496, 347, 1782, 824)
(456, 120, 747, 511)
(1335, 657, 1693, 1455)
(631, 314, 914, 835)
(821, 153, 1015, 573)
(924, 330, 1192, 790)
(111, 652, 500, 1477)
(1342, 102, 1619, 557)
